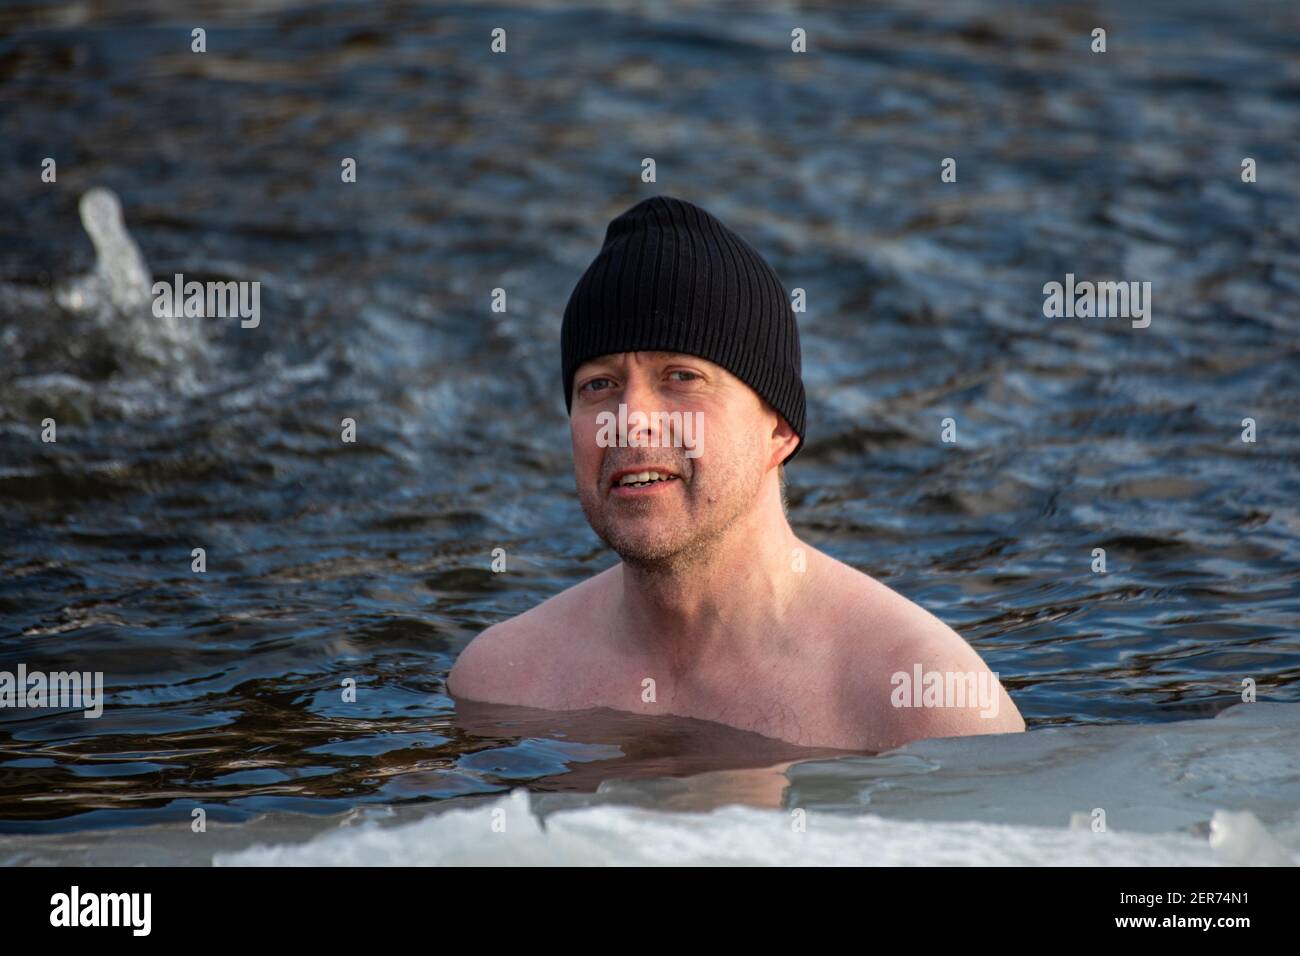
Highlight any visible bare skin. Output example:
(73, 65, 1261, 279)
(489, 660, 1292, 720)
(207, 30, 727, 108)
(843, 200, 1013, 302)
(449, 350, 1025, 751)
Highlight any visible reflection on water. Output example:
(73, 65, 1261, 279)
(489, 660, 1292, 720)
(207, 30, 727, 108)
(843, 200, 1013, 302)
(1, 0, 1299, 835)
(452, 699, 855, 811)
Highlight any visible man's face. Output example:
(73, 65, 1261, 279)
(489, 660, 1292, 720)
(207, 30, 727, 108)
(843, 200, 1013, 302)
(570, 350, 782, 568)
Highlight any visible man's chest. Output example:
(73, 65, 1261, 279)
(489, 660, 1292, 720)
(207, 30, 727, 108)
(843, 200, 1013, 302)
(548, 652, 867, 749)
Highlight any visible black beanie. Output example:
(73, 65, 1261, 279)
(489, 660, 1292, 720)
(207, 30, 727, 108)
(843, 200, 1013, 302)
(561, 195, 806, 461)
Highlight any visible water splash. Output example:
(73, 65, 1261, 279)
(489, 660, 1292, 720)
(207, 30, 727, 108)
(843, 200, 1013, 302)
(51, 187, 207, 374)
(0, 187, 210, 417)
(56, 188, 153, 315)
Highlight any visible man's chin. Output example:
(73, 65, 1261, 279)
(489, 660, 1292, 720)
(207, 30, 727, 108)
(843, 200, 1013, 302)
(597, 521, 727, 572)
(596, 526, 693, 567)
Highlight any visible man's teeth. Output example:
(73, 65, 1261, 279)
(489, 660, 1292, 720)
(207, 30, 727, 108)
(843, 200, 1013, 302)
(617, 470, 678, 487)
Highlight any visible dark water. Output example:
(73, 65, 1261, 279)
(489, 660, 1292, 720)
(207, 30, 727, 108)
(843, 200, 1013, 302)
(1, 0, 1298, 835)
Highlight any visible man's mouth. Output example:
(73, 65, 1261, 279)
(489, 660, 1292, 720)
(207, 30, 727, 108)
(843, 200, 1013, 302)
(610, 468, 682, 491)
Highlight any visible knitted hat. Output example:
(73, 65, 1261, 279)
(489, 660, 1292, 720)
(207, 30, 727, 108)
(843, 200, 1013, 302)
(560, 195, 806, 461)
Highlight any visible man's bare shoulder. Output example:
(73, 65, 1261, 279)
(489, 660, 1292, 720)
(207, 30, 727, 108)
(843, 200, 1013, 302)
(804, 549, 953, 649)
(805, 549, 1025, 746)
(446, 566, 616, 705)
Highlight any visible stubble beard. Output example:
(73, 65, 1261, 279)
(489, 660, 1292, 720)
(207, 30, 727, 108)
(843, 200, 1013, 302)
(578, 464, 763, 577)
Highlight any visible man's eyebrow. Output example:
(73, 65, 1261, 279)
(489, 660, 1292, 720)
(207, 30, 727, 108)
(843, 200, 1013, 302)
(576, 356, 621, 372)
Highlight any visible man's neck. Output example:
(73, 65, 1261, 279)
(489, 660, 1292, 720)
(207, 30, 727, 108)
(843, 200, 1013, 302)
(613, 491, 807, 676)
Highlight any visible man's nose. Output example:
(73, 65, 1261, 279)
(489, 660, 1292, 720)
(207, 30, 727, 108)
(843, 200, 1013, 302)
(622, 373, 667, 446)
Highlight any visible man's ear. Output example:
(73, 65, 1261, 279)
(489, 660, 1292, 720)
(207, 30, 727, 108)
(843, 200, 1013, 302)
(767, 405, 799, 468)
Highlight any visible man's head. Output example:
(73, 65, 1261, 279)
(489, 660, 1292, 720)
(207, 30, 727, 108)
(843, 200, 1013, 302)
(560, 196, 806, 568)
(568, 349, 798, 567)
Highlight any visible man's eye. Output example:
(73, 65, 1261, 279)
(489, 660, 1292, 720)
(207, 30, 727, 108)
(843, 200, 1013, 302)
(581, 377, 615, 392)
(668, 370, 701, 382)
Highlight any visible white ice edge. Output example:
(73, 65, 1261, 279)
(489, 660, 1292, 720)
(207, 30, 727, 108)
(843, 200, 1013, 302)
(215, 702, 1300, 867)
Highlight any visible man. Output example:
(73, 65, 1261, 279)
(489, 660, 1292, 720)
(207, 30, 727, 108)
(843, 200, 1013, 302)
(449, 195, 1024, 751)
